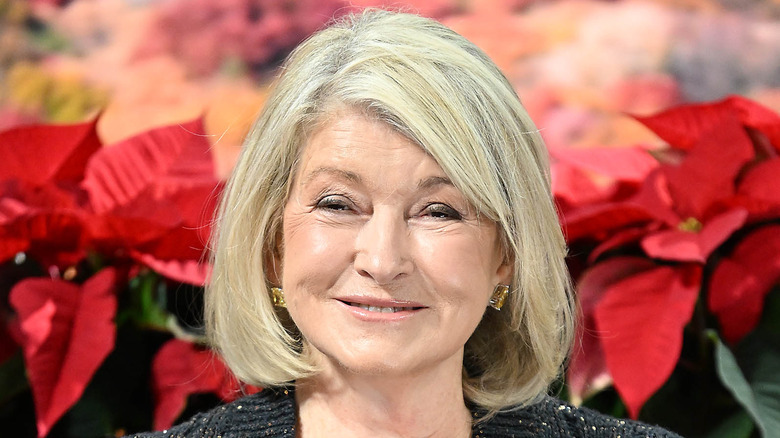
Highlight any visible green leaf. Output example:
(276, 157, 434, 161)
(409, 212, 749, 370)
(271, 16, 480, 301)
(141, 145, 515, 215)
(122, 271, 171, 330)
(742, 336, 780, 436)
(714, 338, 760, 427)
(706, 410, 754, 438)
(715, 332, 780, 437)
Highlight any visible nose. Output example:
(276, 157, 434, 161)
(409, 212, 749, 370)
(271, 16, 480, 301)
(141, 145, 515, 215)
(353, 207, 414, 284)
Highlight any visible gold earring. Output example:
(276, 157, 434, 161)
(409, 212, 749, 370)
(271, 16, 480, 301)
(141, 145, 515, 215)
(489, 284, 510, 310)
(271, 287, 286, 308)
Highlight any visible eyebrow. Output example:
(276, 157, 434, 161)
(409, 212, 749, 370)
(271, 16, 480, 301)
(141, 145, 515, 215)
(417, 175, 454, 190)
(302, 166, 362, 187)
(302, 166, 453, 190)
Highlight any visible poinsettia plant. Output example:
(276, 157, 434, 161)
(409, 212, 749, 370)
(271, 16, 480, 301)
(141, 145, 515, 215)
(0, 96, 778, 437)
(556, 95, 780, 437)
(0, 117, 253, 437)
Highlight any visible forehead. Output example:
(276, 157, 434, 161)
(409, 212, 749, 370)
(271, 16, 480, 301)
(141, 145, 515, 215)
(294, 111, 446, 183)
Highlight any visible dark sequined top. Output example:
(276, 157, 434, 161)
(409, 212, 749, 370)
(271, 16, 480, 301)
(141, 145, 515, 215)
(127, 387, 682, 437)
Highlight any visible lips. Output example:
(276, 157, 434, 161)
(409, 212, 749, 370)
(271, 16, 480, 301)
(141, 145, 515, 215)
(348, 303, 417, 313)
(336, 297, 426, 314)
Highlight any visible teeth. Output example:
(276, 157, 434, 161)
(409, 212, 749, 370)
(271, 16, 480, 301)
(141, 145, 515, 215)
(354, 304, 405, 313)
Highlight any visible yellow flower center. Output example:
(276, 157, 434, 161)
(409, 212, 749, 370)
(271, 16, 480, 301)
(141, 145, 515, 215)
(678, 217, 703, 233)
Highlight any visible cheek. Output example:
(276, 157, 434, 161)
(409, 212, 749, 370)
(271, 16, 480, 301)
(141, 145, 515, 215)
(281, 217, 356, 295)
(413, 231, 499, 302)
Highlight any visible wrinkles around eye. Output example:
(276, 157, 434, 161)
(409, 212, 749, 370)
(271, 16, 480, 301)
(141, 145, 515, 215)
(314, 196, 466, 222)
(315, 194, 354, 212)
(421, 203, 462, 220)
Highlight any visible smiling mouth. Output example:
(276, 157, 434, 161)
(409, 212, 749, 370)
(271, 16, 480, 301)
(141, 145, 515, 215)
(339, 300, 425, 313)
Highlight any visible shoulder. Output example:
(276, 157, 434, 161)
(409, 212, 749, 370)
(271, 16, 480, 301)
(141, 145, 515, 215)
(473, 396, 683, 438)
(123, 388, 297, 438)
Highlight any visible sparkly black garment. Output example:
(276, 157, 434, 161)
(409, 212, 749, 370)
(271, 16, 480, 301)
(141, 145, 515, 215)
(126, 387, 682, 437)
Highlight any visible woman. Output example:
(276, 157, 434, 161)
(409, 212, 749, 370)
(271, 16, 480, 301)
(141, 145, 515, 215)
(132, 9, 680, 438)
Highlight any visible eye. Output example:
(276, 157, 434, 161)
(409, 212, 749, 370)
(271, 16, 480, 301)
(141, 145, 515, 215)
(422, 203, 462, 220)
(315, 195, 352, 211)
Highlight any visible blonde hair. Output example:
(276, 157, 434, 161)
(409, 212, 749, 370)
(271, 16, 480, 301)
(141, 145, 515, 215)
(207, 9, 575, 413)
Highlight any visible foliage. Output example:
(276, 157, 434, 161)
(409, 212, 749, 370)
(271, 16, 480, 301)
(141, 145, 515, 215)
(557, 96, 780, 437)
(0, 96, 779, 437)
(0, 117, 241, 437)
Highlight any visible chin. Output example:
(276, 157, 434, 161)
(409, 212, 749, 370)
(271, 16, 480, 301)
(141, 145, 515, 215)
(337, 356, 415, 377)
(318, 344, 463, 381)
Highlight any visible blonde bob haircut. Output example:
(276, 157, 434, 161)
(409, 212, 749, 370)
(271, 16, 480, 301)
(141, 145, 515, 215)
(207, 9, 575, 412)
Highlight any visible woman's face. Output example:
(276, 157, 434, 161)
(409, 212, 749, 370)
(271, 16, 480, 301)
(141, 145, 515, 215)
(276, 111, 511, 378)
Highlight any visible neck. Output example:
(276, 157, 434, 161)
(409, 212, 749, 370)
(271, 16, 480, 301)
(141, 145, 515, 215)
(295, 354, 472, 438)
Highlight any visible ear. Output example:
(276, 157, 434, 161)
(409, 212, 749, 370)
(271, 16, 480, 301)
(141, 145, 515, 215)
(494, 253, 514, 287)
(264, 228, 284, 286)
(492, 233, 514, 286)
(264, 251, 282, 286)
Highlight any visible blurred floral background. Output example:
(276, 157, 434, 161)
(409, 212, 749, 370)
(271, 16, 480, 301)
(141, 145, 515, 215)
(1, 0, 779, 437)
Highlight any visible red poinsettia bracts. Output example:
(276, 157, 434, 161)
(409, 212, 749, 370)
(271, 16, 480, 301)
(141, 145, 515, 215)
(2, 96, 779, 435)
(559, 95, 780, 419)
(0, 120, 100, 267)
(0, 117, 227, 436)
(81, 119, 221, 285)
(566, 256, 656, 404)
(0, 117, 220, 276)
(9, 268, 117, 438)
(151, 339, 260, 430)
(594, 263, 702, 419)
(708, 225, 780, 344)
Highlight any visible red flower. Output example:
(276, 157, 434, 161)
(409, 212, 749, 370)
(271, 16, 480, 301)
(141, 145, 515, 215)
(151, 339, 259, 430)
(594, 264, 701, 419)
(0, 116, 220, 284)
(567, 257, 701, 418)
(8, 268, 117, 438)
(82, 118, 220, 285)
(633, 113, 754, 263)
(560, 96, 780, 264)
(630, 96, 780, 262)
(0, 119, 100, 187)
(559, 96, 780, 418)
(731, 158, 780, 221)
(567, 257, 656, 404)
(0, 120, 100, 266)
(708, 225, 780, 344)
(640, 208, 747, 263)
(553, 146, 658, 249)
(633, 95, 780, 152)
